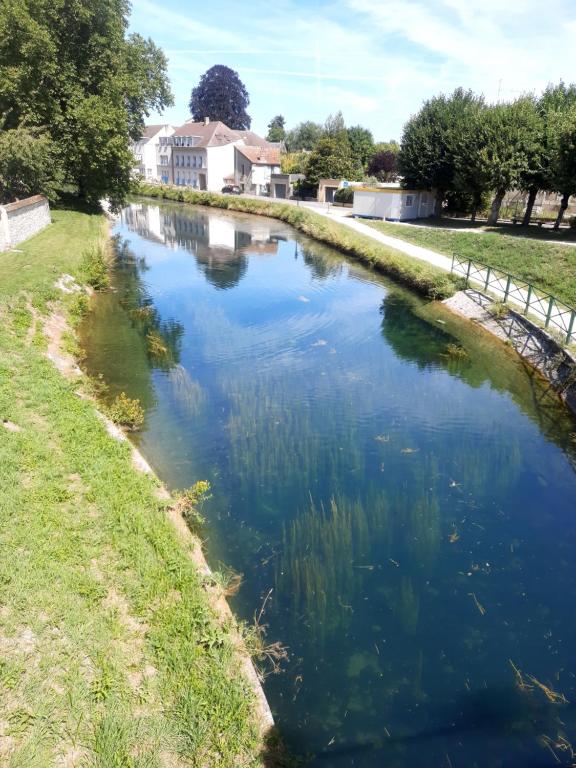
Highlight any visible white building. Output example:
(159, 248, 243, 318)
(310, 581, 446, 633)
(233, 146, 281, 196)
(352, 187, 436, 221)
(131, 124, 175, 182)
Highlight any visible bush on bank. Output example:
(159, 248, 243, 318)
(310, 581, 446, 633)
(135, 183, 460, 300)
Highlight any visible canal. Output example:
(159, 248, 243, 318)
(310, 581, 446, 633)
(81, 201, 576, 767)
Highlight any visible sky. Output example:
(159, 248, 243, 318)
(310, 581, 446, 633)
(130, 0, 576, 141)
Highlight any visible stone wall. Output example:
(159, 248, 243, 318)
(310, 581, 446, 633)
(0, 196, 51, 250)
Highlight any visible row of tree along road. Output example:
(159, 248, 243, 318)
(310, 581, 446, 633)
(399, 84, 576, 227)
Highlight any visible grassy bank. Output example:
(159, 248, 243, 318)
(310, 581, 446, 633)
(135, 184, 458, 299)
(365, 219, 576, 307)
(0, 209, 269, 766)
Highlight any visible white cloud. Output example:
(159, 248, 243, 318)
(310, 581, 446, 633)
(132, 0, 576, 137)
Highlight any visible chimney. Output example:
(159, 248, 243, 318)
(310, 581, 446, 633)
(204, 117, 210, 125)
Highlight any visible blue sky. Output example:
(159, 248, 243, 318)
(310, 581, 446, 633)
(130, 0, 576, 141)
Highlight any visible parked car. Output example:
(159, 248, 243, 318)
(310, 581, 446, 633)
(221, 185, 241, 195)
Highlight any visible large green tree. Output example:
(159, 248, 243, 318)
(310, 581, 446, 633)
(547, 103, 576, 229)
(266, 115, 286, 142)
(305, 137, 358, 185)
(285, 121, 324, 151)
(347, 125, 374, 168)
(482, 98, 542, 225)
(0, 0, 173, 208)
(399, 88, 480, 216)
(189, 65, 251, 129)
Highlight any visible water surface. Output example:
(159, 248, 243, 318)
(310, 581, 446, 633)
(82, 201, 576, 767)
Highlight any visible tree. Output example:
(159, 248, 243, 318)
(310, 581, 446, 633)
(448, 93, 490, 221)
(285, 121, 324, 151)
(547, 104, 576, 229)
(519, 82, 576, 226)
(189, 65, 251, 129)
(347, 126, 374, 168)
(266, 115, 286, 142)
(0, 0, 173, 207)
(367, 150, 398, 181)
(281, 152, 308, 174)
(0, 127, 59, 203)
(399, 88, 480, 216)
(305, 137, 358, 185)
(482, 98, 542, 225)
(324, 111, 346, 138)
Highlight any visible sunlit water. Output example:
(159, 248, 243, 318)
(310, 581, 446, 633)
(81, 201, 576, 767)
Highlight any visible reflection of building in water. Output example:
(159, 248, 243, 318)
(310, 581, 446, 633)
(121, 204, 172, 246)
(122, 204, 282, 290)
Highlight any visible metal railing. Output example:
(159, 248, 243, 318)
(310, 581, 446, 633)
(451, 255, 576, 345)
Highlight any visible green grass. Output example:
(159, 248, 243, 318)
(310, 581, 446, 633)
(135, 184, 459, 300)
(364, 219, 576, 307)
(0, 209, 268, 767)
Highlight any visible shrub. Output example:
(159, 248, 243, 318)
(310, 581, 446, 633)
(487, 300, 509, 320)
(80, 245, 109, 290)
(334, 187, 354, 204)
(173, 480, 212, 531)
(444, 343, 469, 359)
(107, 392, 144, 430)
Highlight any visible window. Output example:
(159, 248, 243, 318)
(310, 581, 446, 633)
(405, 195, 414, 207)
(187, 155, 190, 167)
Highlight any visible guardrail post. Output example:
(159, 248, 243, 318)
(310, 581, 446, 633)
(524, 285, 533, 316)
(567, 310, 576, 345)
(484, 266, 491, 292)
(504, 275, 512, 303)
(465, 259, 472, 287)
(545, 296, 555, 328)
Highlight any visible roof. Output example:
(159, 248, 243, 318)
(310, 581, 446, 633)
(234, 130, 270, 147)
(354, 187, 432, 195)
(172, 121, 240, 147)
(235, 145, 281, 166)
(140, 124, 166, 140)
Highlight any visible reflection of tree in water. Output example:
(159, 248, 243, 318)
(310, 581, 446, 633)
(114, 238, 184, 370)
(380, 292, 457, 370)
(301, 244, 343, 281)
(194, 245, 249, 290)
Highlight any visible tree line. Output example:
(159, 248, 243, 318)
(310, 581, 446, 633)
(398, 83, 576, 227)
(265, 112, 399, 186)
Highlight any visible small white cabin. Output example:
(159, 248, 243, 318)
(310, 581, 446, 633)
(352, 187, 435, 221)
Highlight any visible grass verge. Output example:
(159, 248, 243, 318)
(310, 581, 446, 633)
(364, 219, 576, 307)
(0, 209, 270, 767)
(135, 184, 459, 300)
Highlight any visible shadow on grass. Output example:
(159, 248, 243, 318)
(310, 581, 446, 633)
(406, 216, 576, 243)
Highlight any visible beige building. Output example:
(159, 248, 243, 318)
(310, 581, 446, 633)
(233, 146, 281, 195)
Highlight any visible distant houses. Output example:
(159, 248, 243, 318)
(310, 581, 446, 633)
(130, 118, 280, 194)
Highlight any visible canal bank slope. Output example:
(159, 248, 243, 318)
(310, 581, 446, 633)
(0, 208, 277, 767)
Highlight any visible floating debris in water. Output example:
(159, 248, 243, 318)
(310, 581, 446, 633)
(374, 434, 389, 442)
(468, 592, 486, 615)
(449, 528, 460, 543)
(401, 447, 419, 454)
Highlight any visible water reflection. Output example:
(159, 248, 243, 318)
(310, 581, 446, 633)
(81, 202, 576, 767)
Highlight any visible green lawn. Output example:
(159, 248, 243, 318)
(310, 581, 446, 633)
(0, 210, 268, 767)
(365, 220, 576, 307)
